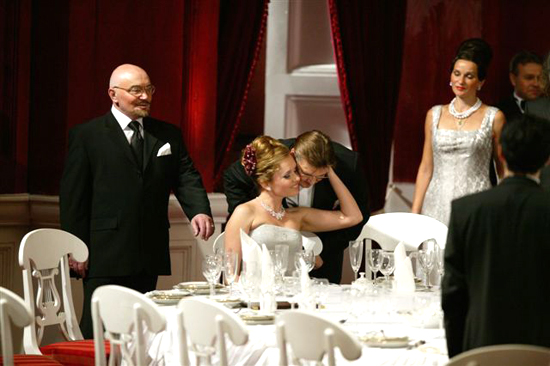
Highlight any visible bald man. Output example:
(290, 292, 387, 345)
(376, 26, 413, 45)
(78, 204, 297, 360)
(60, 64, 213, 338)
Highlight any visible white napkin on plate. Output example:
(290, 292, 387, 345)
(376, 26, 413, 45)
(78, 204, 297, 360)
(393, 241, 415, 292)
(298, 258, 316, 310)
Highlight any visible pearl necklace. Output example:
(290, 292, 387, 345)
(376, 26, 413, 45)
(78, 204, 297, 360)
(260, 200, 286, 220)
(449, 98, 482, 128)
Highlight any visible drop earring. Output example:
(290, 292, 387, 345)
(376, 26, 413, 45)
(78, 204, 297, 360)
(449, 82, 453, 86)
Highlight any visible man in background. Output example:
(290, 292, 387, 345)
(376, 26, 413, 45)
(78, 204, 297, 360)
(497, 51, 543, 122)
(224, 130, 370, 284)
(442, 115, 550, 357)
(60, 64, 214, 338)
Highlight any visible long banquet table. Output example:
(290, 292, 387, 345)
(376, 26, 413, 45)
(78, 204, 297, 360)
(146, 284, 449, 365)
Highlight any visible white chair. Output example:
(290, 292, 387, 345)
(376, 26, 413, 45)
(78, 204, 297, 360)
(358, 212, 448, 251)
(18, 228, 105, 364)
(178, 297, 248, 366)
(301, 231, 323, 255)
(446, 344, 550, 366)
(212, 232, 225, 254)
(276, 310, 362, 366)
(0, 286, 63, 365)
(91, 285, 168, 366)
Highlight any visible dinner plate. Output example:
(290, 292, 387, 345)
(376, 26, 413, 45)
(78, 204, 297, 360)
(145, 290, 191, 305)
(174, 281, 224, 290)
(358, 334, 410, 348)
(213, 296, 243, 308)
(240, 312, 275, 325)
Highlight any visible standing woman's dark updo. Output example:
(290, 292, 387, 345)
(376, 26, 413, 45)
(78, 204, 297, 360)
(412, 38, 505, 225)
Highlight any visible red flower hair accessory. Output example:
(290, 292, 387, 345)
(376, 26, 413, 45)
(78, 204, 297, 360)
(242, 144, 257, 176)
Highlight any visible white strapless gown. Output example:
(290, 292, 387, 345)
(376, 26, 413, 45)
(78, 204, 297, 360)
(249, 224, 302, 275)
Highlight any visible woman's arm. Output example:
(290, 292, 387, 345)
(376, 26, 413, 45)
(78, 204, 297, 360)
(224, 203, 254, 272)
(492, 110, 506, 180)
(300, 167, 363, 233)
(412, 109, 435, 213)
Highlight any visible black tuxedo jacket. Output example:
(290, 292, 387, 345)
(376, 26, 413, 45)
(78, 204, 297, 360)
(525, 98, 550, 190)
(442, 177, 550, 357)
(496, 95, 523, 123)
(223, 139, 370, 283)
(60, 112, 212, 277)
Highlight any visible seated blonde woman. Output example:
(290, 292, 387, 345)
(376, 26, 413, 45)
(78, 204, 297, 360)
(224, 136, 363, 275)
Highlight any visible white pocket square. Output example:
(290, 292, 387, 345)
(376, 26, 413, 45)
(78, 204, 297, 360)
(157, 143, 172, 157)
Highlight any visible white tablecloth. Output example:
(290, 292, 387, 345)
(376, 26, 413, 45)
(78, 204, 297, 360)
(147, 285, 449, 365)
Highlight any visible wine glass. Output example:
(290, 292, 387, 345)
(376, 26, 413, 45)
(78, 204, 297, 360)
(379, 251, 395, 288)
(366, 248, 382, 284)
(294, 250, 314, 273)
(348, 240, 363, 281)
(275, 244, 289, 276)
(223, 250, 239, 298)
(202, 254, 223, 297)
(417, 249, 435, 289)
(283, 275, 300, 309)
(240, 260, 261, 309)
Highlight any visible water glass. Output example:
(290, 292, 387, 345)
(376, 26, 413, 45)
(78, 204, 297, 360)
(348, 240, 364, 281)
(294, 250, 314, 272)
(223, 250, 239, 297)
(418, 249, 435, 288)
(366, 248, 382, 284)
(240, 260, 261, 309)
(202, 254, 223, 297)
(379, 251, 395, 287)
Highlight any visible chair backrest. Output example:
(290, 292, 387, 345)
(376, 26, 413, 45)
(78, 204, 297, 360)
(212, 232, 225, 254)
(446, 344, 550, 366)
(178, 297, 248, 366)
(301, 231, 323, 255)
(18, 228, 89, 354)
(0, 287, 33, 365)
(358, 212, 448, 251)
(91, 285, 167, 366)
(276, 310, 362, 366)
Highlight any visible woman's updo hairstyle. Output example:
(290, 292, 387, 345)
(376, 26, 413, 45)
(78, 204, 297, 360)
(241, 135, 290, 188)
(450, 38, 493, 81)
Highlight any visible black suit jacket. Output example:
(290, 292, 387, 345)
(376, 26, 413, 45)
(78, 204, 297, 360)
(525, 98, 550, 190)
(223, 139, 370, 283)
(442, 177, 550, 357)
(496, 94, 523, 123)
(60, 112, 212, 277)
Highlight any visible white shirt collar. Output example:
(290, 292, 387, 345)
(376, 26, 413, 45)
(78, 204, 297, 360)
(513, 92, 526, 113)
(111, 105, 143, 130)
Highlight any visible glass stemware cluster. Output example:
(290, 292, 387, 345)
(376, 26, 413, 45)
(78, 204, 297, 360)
(416, 238, 442, 289)
(294, 250, 314, 273)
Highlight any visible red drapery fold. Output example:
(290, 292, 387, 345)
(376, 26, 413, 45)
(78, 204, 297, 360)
(213, 0, 269, 189)
(328, 0, 407, 212)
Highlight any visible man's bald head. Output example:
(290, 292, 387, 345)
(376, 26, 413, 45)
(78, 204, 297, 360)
(108, 64, 153, 120)
(109, 64, 149, 88)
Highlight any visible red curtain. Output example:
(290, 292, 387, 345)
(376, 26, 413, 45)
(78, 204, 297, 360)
(393, 0, 550, 183)
(328, 0, 407, 212)
(0, 0, 32, 193)
(24, 0, 220, 194)
(214, 0, 269, 189)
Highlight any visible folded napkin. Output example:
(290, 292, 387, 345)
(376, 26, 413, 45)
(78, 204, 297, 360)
(301, 233, 323, 256)
(298, 258, 316, 311)
(261, 244, 275, 290)
(393, 242, 415, 293)
(240, 229, 262, 268)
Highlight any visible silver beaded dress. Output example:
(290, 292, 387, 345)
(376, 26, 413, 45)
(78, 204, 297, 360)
(421, 105, 496, 225)
(249, 224, 302, 275)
